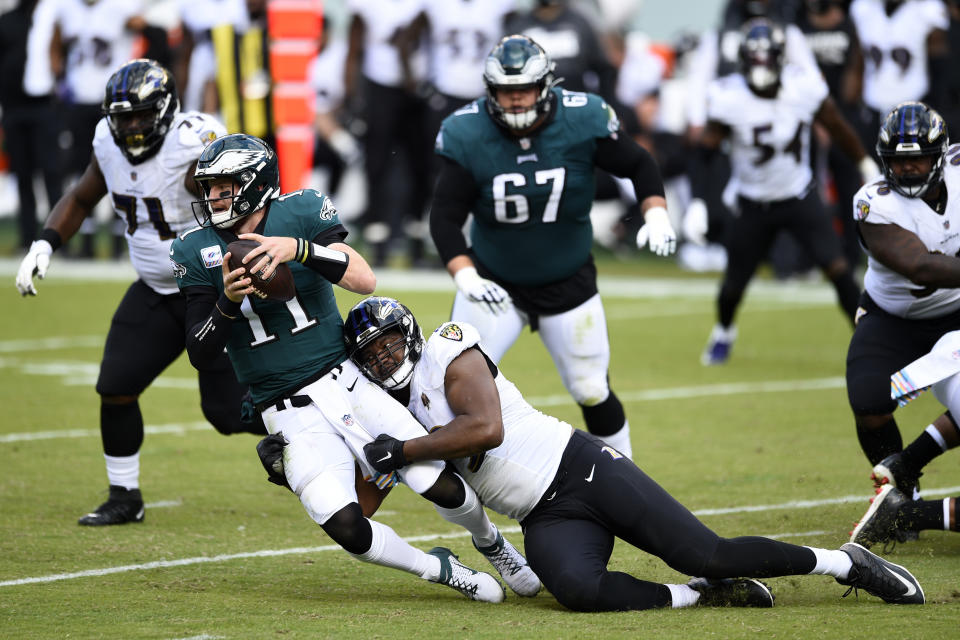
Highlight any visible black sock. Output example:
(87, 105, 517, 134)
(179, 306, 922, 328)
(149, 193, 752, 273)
(856, 418, 902, 466)
(901, 431, 943, 474)
(899, 499, 944, 532)
(100, 401, 144, 457)
(580, 391, 626, 437)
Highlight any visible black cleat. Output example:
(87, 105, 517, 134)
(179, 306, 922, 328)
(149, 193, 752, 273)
(688, 577, 775, 607)
(836, 542, 924, 604)
(850, 485, 916, 549)
(78, 485, 145, 526)
(871, 452, 922, 499)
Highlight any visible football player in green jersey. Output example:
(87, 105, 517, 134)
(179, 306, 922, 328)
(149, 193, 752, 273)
(430, 35, 676, 459)
(170, 134, 538, 602)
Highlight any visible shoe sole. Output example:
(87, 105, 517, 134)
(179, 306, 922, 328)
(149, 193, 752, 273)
(850, 485, 896, 548)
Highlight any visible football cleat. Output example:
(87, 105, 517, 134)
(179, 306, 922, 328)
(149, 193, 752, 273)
(836, 542, 924, 604)
(850, 485, 915, 549)
(872, 452, 922, 500)
(428, 547, 505, 603)
(474, 532, 541, 597)
(688, 577, 775, 607)
(701, 324, 737, 366)
(78, 485, 145, 526)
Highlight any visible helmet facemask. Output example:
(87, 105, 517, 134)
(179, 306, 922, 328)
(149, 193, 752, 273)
(344, 297, 424, 391)
(876, 102, 949, 198)
(483, 35, 556, 133)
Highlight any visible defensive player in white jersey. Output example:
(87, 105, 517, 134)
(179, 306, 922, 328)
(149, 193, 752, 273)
(255, 296, 927, 610)
(845, 101, 960, 513)
(696, 18, 877, 365)
(850, 0, 948, 132)
(14, 59, 265, 527)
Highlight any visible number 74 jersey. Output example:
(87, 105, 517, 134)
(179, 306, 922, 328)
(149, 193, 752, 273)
(706, 63, 828, 203)
(93, 111, 226, 295)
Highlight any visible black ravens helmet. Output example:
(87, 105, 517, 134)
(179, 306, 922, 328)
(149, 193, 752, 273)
(739, 18, 786, 94)
(343, 297, 424, 390)
(483, 34, 556, 132)
(876, 101, 949, 198)
(102, 59, 179, 164)
(192, 133, 280, 228)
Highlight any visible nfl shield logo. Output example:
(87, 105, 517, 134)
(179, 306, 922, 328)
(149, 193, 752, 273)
(342, 414, 353, 426)
(130, 171, 137, 181)
(945, 221, 950, 229)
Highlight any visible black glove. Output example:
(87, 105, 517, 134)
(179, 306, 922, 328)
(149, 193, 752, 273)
(363, 434, 408, 474)
(256, 433, 291, 490)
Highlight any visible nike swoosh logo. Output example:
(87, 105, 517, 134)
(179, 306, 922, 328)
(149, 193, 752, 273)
(346, 378, 357, 392)
(585, 464, 595, 483)
(545, 490, 557, 501)
(377, 451, 392, 463)
(884, 565, 917, 597)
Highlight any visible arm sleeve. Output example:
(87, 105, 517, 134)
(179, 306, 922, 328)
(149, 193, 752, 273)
(593, 133, 665, 203)
(429, 159, 480, 264)
(183, 285, 241, 369)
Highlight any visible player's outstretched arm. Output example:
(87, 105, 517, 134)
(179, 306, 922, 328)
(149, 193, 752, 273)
(15, 156, 107, 296)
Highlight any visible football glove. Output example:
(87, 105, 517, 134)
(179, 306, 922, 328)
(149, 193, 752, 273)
(636, 206, 677, 256)
(15, 239, 53, 296)
(681, 198, 709, 246)
(256, 433, 291, 490)
(453, 266, 512, 315)
(364, 434, 408, 474)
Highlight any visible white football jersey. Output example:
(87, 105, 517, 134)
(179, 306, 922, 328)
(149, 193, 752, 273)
(93, 111, 226, 295)
(422, 0, 515, 99)
(707, 63, 827, 202)
(406, 321, 572, 521)
(851, 0, 948, 114)
(53, 0, 143, 105)
(855, 144, 960, 318)
(347, 0, 426, 87)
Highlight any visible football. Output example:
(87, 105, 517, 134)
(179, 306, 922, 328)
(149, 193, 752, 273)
(226, 239, 296, 302)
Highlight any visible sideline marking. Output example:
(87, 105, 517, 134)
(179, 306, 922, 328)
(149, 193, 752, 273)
(4, 487, 959, 588)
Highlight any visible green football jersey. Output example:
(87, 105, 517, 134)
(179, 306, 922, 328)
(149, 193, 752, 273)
(435, 87, 619, 286)
(170, 189, 347, 404)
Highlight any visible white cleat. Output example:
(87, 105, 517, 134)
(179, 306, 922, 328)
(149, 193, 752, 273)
(474, 532, 541, 597)
(428, 546, 505, 603)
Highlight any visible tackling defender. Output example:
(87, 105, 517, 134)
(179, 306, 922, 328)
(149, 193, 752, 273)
(262, 296, 925, 611)
(170, 133, 537, 603)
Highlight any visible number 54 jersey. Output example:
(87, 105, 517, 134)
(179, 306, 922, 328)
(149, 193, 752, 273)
(706, 63, 827, 203)
(93, 111, 226, 295)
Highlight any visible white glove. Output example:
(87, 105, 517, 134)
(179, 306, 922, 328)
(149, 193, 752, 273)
(636, 206, 677, 256)
(681, 198, 709, 246)
(15, 239, 53, 296)
(858, 156, 881, 183)
(453, 266, 512, 315)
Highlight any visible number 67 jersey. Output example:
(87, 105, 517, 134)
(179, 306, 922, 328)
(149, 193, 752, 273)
(93, 111, 226, 295)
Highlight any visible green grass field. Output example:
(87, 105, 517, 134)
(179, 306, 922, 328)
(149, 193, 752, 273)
(1, 256, 958, 639)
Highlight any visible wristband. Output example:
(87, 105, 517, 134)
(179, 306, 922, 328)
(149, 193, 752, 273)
(39, 228, 63, 252)
(299, 240, 349, 283)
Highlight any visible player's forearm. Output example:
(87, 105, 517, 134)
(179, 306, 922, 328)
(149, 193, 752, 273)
(403, 415, 502, 463)
(182, 287, 238, 368)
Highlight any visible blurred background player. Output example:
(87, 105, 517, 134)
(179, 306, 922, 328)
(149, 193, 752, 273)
(0, 0, 63, 252)
(15, 59, 264, 526)
(696, 18, 875, 365)
(429, 35, 676, 459)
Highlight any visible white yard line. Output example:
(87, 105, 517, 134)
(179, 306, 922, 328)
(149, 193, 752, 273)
(4, 487, 959, 589)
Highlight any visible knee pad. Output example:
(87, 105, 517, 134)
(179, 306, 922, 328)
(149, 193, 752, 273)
(321, 503, 372, 555)
(298, 472, 354, 527)
(568, 374, 610, 407)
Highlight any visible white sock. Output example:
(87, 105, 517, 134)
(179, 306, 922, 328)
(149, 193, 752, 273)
(926, 424, 949, 451)
(805, 546, 853, 580)
(944, 498, 952, 531)
(711, 323, 738, 342)
(349, 518, 441, 580)
(433, 475, 498, 547)
(104, 453, 139, 490)
(666, 583, 700, 608)
(598, 421, 632, 459)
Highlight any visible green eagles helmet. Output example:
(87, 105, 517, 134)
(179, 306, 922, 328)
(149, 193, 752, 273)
(192, 133, 280, 228)
(483, 34, 555, 132)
